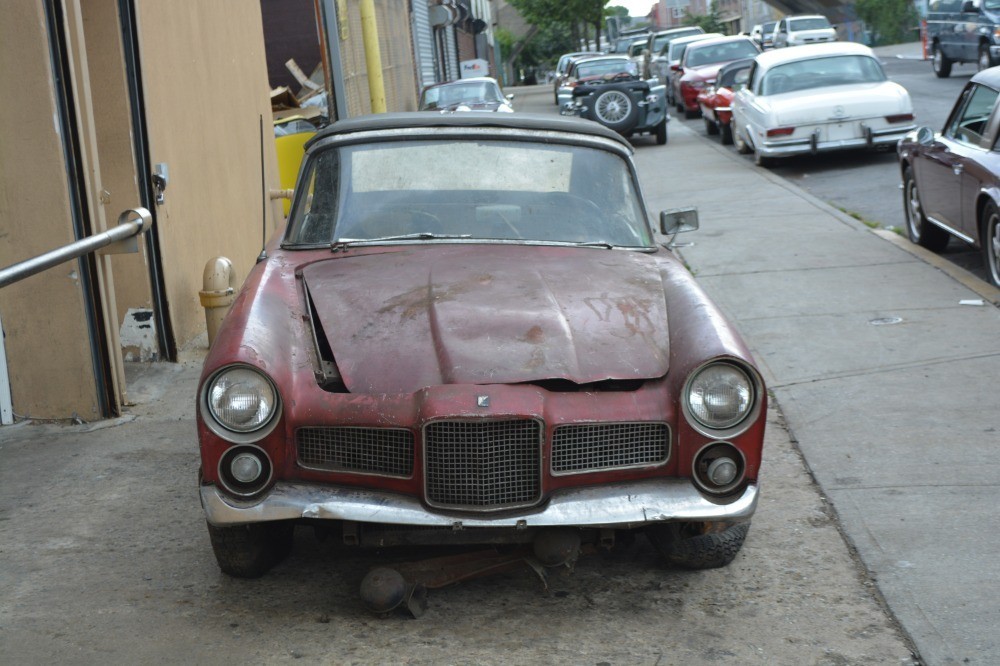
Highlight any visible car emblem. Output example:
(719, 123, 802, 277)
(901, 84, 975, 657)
(477, 395, 490, 408)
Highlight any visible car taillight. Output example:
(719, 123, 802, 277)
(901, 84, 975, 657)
(885, 113, 914, 123)
(766, 127, 795, 137)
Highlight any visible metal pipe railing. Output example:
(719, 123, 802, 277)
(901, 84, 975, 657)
(0, 207, 152, 289)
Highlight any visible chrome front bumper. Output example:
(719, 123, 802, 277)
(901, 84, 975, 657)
(201, 479, 759, 528)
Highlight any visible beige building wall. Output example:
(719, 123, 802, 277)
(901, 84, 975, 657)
(339, 0, 419, 116)
(0, 1, 102, 419)
(133, 0, 283, 348)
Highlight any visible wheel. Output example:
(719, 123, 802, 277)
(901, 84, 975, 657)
(683, 104, 699, 120)
(720, 121, 733, 145)
(646, 521, 750, 569)
(734, 123, 751, 154)
(703, 116, 719, 135)
(903, 166, 949, 252)
(589, 87, 639, 132)
(207, 521, 294, 578)
(655, 117, 668, 145)
(979, 43, 993, 72)
(932, 43, 952, 78)
(980, 200, 1000, 287)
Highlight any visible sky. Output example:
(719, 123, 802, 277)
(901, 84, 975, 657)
(612, 0, 655, 17)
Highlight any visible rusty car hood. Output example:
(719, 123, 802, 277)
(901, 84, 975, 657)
(302, 245, 670, 393)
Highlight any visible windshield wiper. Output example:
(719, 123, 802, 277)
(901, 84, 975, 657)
(332, 232, 471, 250)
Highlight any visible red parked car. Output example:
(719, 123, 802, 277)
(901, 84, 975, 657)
(697, 58, 754, 145)
(197, 113, 767, 585)
(672, 36, 760, 118)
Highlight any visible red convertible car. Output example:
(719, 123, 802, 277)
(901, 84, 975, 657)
(198, 113, 767, 582)
(697, 58, 754, 145)
(898, 68, 1000, 288)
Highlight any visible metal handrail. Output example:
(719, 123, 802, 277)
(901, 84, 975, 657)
(0, 208, 152, 289)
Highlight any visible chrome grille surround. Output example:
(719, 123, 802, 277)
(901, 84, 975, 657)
(296, 426, 414, 478)
(551, 422, 670, 475)
(423, 419, 543, 512)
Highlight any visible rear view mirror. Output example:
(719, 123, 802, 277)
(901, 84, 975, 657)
(660, 207, 699, 235)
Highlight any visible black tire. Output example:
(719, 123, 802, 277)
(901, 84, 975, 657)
(704, 116, 719, 135)
(903, 166, 950, 252)
(979, 43, 993, 72)
(980, 200, 1000, 287)
(207, 521, 294, 578)
(683, 105, 699, 120)
(647, 521, 750, 569)
(587, 86, 640, 132)
(932, 43, 952, 78)
(655, 117, 668, 145)
(720, 121, 733, 145)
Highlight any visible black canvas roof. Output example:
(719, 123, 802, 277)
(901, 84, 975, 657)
(306, 112, 632, 150)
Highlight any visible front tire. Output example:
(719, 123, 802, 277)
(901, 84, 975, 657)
(979, 43, 993, 72)
(932, 43, 952, 78)
(207, 521, 294, 578)
(980, 200, 1000, 287)
(655, 117, 668, 145)
(704, 116, 719, 135)
(647, 521, 750, 569)
(903, 166, 949, 252)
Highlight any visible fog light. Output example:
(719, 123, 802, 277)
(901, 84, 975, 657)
(708, 457, 738, 486)
(231, 452, 263, 483)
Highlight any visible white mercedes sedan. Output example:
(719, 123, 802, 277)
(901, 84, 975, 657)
(730, 42, 915, 167)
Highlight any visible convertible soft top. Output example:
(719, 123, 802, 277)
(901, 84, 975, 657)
(306, 111, 633, 150)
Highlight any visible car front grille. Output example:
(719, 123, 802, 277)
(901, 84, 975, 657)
(551, 422, 670, 474)
(424, 419, 542, 511)
(297, 426, 414, 477)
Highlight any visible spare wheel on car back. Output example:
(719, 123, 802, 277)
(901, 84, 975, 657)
(588, 84, 640, 132)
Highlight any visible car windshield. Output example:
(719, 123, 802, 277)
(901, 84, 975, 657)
(789, 17, 831, 30)
(420, 81, 503, 109)
(685, 40, 758, 66)
(285, 139, 652, 248)
(576, 59, 637, 78)
(651, 28, 702, 52)
(759, 55, 886, 95)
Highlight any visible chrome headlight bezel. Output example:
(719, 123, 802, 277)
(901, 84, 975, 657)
(681, 360, 762, 438)
(201, 364, 282, 443)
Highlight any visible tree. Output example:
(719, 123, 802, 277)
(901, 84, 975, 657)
(683, 7, 726, 34)
(855, 0, 918, 45)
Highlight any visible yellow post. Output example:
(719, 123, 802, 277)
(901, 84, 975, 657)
(360, 0, 387, 113)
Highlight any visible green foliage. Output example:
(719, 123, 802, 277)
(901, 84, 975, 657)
(683, 8, 726, 34)
(506, 0, 610, 71)
(855, 0, 919, 45)
(606, 5, 630, 19)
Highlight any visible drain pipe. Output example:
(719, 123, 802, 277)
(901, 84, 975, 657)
(199, 257, 236, 347)
(360, 0, 386, 113)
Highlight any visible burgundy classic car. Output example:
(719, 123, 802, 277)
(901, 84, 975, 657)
(198, 113, 767, 582)
(898, 68, 1000, 287)
(672, 36, 760, 118)
(697, 58, 754, 145)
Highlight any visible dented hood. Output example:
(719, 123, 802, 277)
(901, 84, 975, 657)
(302, 245, 670, 394)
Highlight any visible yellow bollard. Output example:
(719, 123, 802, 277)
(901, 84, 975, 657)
(199, 257, 236, 347)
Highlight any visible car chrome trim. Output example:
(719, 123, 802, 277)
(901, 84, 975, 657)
(691, 441, 747, 496)
(201, 478, 760, 527)
(681, 358, 764, 439)
(926, 214, 975, 243)
(200, 364, 283, 444)
(550, 421, 672, 477)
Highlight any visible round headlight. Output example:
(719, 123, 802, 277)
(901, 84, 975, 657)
(207, 367, 277, 433)
(687, 363, 753, 430)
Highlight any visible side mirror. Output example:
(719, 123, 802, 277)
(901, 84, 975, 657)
(506, 94, 515, 102)
(660, 207, 699, 235)
(917, 127, 934, 145)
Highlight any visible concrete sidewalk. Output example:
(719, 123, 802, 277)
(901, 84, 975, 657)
(635, 119, 1000, 665)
